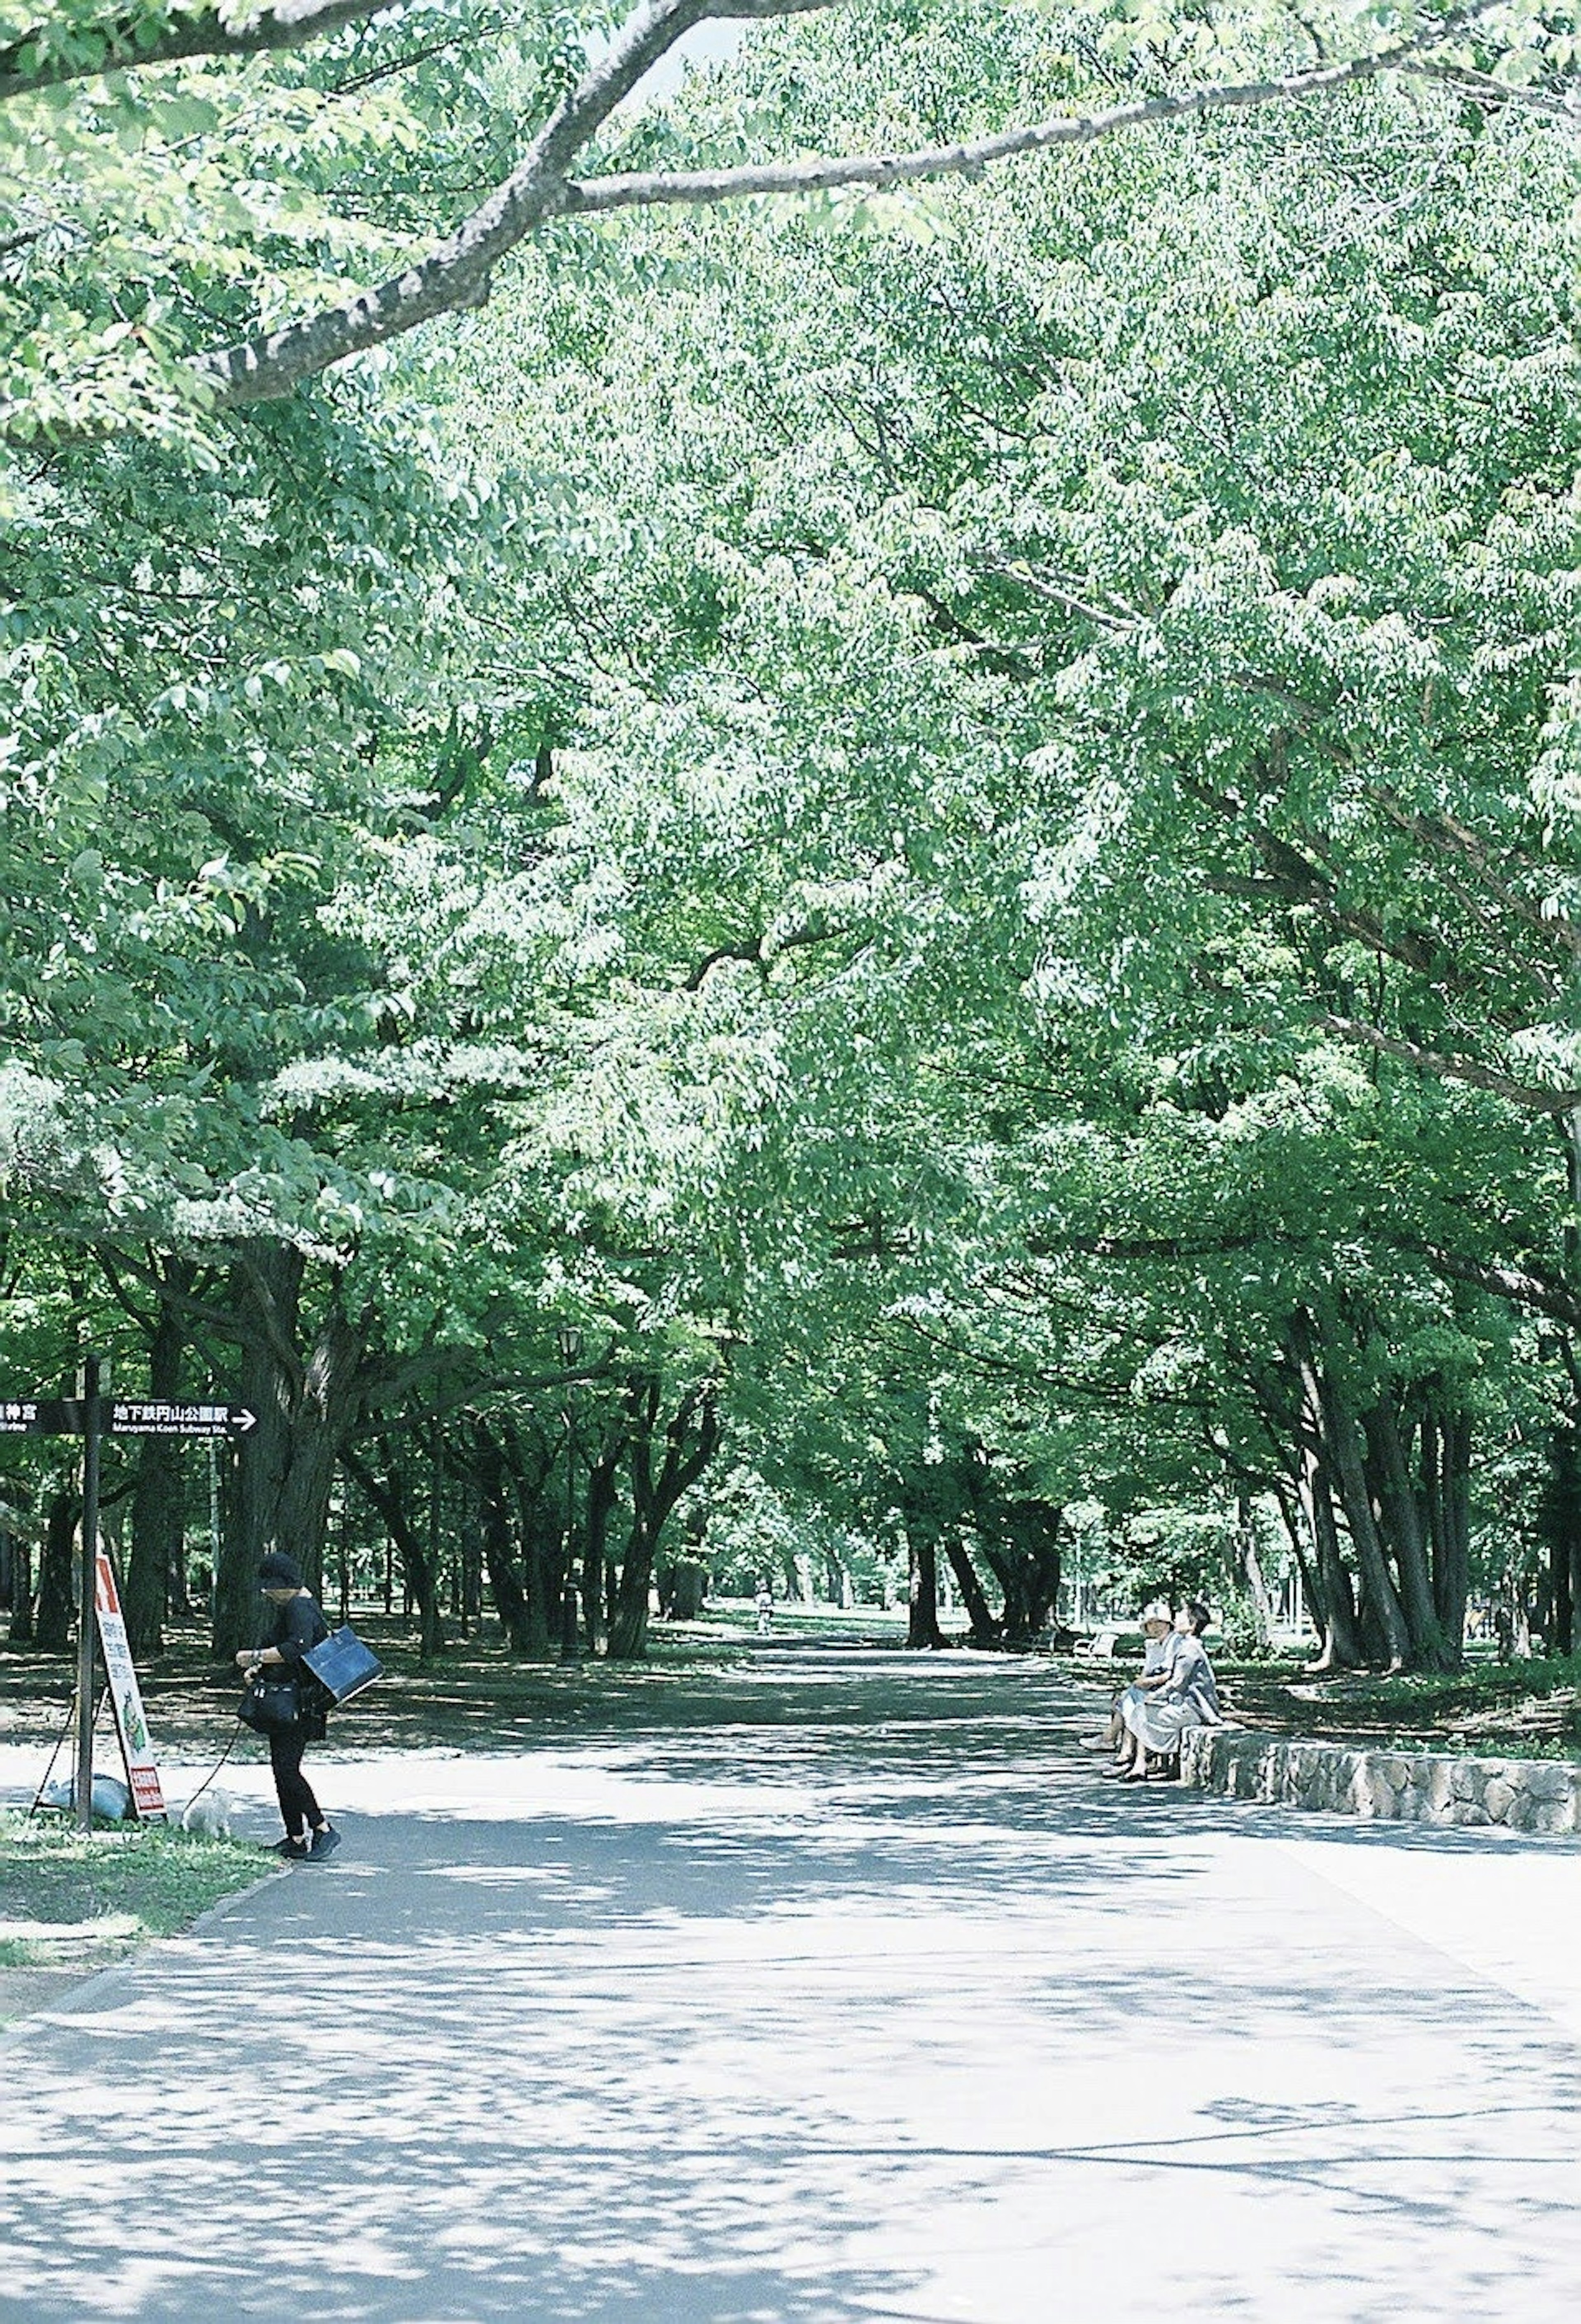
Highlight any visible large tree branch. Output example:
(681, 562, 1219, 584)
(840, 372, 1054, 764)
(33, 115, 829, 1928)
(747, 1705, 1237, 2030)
(557, 2, 1513, 219)
(1024, 1230, 1271, 1262)
(187, 0, 835, 410)
(1417, 1244, 1581, 1328)
(1185, 765, 1550, 1021)
(0, 0, 383, 101)
(1357, 775, 1581, 966)
(1315, 1011, 1581, 1114)
(1418, 61, 1581, 120)
(178, 0, 1506, 415)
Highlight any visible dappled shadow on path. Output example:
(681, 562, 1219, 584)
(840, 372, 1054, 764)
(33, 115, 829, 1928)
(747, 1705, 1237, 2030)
(3, 1655, 1579, 2322)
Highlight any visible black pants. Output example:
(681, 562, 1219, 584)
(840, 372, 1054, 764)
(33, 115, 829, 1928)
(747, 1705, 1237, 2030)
(268, 1724, 323, 1839)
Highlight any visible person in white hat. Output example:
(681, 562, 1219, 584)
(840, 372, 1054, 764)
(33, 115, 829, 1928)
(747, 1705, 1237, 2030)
(1079, 1601, 1177, 1759)
(1114, 1600, 1222, 1781)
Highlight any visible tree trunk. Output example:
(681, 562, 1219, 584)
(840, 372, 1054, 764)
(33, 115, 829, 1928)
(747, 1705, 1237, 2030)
(125, 1274, 191, 1659)
(214, 1243, 301, 1657)
(583, 1419, 624, 1646)
(6, 1523, 33, 1644)
(1363, 1401, 1450, 1671)
(942, 1531, 999, 1644)
(1298, 1442, 1362, 1671)
(473, 1428, 532, 1655)
(984, 1500, 1064, 1643)
(496, 1419, 561, 1657)
(213, 1248, 366, 1659)
(275, 1302, 365, 1598)
(35, 1489, 77, 1655)
(1273, 1480, 1324, 1643)
(906, 1524, 944, 1649)
(608, 1377, 719, 1661)
(1232, 1493, 1276, 1648)
(1539, 1419, 1580, 1658)
(170, 1490, 196, 1618)
(1425, 1408, 1471, 1664)
(1293, 1314, 1409, 1670)
(346, 1448, 447, 1660)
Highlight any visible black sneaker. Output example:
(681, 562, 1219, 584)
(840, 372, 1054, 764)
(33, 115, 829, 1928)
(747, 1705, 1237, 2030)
(306, 1825, 341, 1861)
(275, 1835, 310, 1860)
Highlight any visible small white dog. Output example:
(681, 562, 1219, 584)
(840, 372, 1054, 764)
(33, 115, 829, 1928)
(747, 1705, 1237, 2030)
(178, 1790, 236, 1839)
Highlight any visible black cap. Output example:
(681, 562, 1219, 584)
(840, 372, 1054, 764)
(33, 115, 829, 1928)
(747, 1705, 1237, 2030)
(258, 1550, 303, 1590)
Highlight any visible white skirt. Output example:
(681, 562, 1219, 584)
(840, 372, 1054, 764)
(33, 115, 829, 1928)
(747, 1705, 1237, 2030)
(1121, 1692, 1208, 1754)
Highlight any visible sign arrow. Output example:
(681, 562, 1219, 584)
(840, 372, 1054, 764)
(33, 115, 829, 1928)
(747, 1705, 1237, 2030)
(0, 1398, 259, 1439)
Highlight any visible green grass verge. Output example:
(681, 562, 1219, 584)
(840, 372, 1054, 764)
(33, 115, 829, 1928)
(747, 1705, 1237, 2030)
(0, 1811, 272, 1969)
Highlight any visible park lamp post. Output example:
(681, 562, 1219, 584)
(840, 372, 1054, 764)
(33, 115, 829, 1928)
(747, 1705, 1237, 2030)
(557, 1325, 583, 1661)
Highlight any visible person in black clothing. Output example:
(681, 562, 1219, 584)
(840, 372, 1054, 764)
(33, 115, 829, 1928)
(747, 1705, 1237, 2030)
(236, 1549, 341, 1862)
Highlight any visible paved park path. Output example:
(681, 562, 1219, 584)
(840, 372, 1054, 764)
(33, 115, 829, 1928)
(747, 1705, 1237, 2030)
(3, 1651, 1580, 2323)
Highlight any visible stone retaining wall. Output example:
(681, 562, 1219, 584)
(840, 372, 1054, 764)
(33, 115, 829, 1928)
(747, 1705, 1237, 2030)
(1179, 1726, 1580, 1835)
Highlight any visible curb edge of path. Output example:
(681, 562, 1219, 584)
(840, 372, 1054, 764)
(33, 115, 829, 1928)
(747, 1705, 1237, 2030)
(0, 1857, 291, 2051)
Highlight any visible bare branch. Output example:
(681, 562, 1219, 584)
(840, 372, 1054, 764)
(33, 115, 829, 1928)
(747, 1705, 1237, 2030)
(979, 556, 1137, 634)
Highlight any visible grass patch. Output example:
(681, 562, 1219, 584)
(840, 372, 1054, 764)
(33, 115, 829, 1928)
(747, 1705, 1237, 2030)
(0, 1811, 271, 1969)
(1216, 1655, 1581, 1760)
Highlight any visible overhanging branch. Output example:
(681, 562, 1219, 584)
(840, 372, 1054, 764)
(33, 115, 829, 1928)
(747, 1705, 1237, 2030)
(558, 2, 1514, 220)
(160, 0, 1511, 418)
(1418, 1244, 1581, 1328)
(187, 0, 836, 411)
(0, 0, 384, 102)
(1315, 1012, 1581, 1115)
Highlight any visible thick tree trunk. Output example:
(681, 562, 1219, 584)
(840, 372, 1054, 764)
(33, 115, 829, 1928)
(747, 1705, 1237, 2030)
(1298, 1444, 1362, 1671)
(1293, 1314, 1410, 1670)
(474, 1429, 532, 1656)
(608, 1378, 719, 1661)
(496, 1419, 561, 1657)
(213, 1249, 366, 1658)
(1424, 1409, 1471, 1664)
(984, 1501, 1064, 1643)
(276, 1303, 365, 1596)
(125, 1276, 191, 1660)
(906, 1525, 944, 1649)
(1363, 1402, 1451, 1671)
(35, 1489, 77, 1655)
(215, 1243, 302, 1657)
(942, 1532, 999, 1644)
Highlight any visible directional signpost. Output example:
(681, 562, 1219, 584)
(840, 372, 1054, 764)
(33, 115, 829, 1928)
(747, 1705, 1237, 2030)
(4, 1360, 258, 1832)
(0, 1398, 258, 1439)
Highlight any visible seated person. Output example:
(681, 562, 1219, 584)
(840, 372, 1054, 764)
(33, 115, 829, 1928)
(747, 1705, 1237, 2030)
(1080, 1601, 1175, 1755)
(1114, 1600, 1220, 1782)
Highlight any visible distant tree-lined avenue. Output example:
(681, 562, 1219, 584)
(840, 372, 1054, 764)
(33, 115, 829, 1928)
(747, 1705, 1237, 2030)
(3, 1, 1580, 1669)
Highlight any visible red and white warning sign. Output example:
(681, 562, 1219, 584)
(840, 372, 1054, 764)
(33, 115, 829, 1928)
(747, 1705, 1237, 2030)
(93, 1551, 168, 1821)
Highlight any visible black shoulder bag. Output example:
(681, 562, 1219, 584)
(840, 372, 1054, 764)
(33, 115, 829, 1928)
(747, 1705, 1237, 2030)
(237, 1671, 303, 1731)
